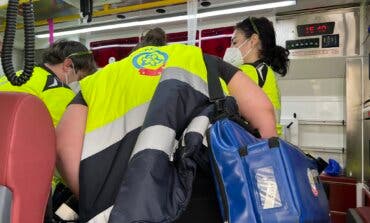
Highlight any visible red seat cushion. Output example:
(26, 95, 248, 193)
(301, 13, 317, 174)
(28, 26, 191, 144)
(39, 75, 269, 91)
(0, 92, 56, 223)
(356, 207, 370, 223)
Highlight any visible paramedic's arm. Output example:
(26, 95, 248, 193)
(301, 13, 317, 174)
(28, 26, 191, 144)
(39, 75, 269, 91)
(203, 54, 276, 138)
(56, 98, 87, 197)
(228, 71, 277, 138)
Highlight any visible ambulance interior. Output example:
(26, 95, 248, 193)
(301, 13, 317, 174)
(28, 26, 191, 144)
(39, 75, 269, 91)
(0, 0, 369, 222)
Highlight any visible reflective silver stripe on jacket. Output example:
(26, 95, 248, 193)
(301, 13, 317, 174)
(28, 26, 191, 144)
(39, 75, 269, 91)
(81, 103, 149, 160)
(130, 125, 178, 160)
(82, 67, 208, 161)
(161, 67, 209, 97)
(181, 115, 211, 147)
(129, 68, 209, 159)
(185, 116, 210, 136)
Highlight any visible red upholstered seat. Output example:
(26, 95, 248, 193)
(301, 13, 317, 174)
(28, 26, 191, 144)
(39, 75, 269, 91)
(0, 92, 56, 223)
(347, 207, 370, 223)
(356, 207, 370, 223)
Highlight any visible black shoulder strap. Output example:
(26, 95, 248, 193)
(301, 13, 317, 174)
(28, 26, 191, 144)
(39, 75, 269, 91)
(255, 62, 268, 88)
(206, 58, 261, 138)
(206, 62, 225, 102)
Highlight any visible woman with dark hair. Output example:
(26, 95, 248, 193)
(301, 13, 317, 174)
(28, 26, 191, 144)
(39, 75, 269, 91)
(223, 17, 290, 136)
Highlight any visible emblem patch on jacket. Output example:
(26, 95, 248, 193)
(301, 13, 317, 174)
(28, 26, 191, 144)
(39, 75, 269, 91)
(132, 48, 168, 76)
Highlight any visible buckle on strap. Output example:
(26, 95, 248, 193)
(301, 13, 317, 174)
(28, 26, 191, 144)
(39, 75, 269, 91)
(211, 97, 240, 123)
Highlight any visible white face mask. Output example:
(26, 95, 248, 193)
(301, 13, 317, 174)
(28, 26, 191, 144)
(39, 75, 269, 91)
(68, 81, 81, 93)
(63, 62, 78, 85)
(223, 39, 252, 67)
(62, 72, 69, 86)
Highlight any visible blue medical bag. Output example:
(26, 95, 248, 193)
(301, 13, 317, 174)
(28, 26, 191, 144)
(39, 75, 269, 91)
(207, 118, 330, 223)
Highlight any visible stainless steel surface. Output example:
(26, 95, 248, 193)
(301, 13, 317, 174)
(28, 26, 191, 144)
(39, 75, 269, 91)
(346, 58, 363, 179)
(366, 55, 370, 102)
(275, 8, 360, 58)
(298, 120, 345, 126)
(364, 6, 370, 104)
(0, 186, 12, 223)
(32, 0, 79, 20)
(301, 146, 345, 154)
(364, 107, 370, 186)
(63, 0, 161, 9)
(282, 57, 346, 79)
(276, 9, 365, 178)
(364, 50, 370, 186)
(361, 5, 370, 187)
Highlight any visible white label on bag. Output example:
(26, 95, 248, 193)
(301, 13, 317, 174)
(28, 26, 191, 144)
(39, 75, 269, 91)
(263, 180, 278, 209)
(255, 166, 282, 209)
(307, 168, 319, 197)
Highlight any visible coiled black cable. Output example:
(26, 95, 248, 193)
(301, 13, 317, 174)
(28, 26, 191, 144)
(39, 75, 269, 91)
(1, 0, 35, 86)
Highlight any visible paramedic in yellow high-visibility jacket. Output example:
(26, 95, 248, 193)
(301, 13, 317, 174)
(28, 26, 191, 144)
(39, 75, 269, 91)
(0, 39, 96, 127)
(0, 40, 96, 189)
(223, 17, 290, 136)
(55, 42, 279, 221)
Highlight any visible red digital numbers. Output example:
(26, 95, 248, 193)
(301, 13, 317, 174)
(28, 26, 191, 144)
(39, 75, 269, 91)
(317, 25, 328, 32)
(298, 22, 334, 37)
(305, 25, 328, 34)
(305, 26, 314, 34)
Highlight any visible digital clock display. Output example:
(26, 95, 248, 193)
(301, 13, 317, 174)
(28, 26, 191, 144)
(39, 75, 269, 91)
(297, 22, 335, 37)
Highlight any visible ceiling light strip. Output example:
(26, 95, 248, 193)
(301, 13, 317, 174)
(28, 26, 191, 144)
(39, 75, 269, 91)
(36, 0, 296, 38)
(37, 15, 189, 38)
(197, 1, 296, 18)
(90, 44, 138, 50)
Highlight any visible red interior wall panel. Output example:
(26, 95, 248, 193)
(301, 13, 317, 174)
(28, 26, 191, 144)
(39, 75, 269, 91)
(90, 37, 139, 67)
(200, 26, 234, 58)
(89, 27, 235, 67)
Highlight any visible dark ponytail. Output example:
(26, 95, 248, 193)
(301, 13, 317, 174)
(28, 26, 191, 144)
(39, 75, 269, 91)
(236, 17, 290, 76)
(266, 46, 290, 76)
